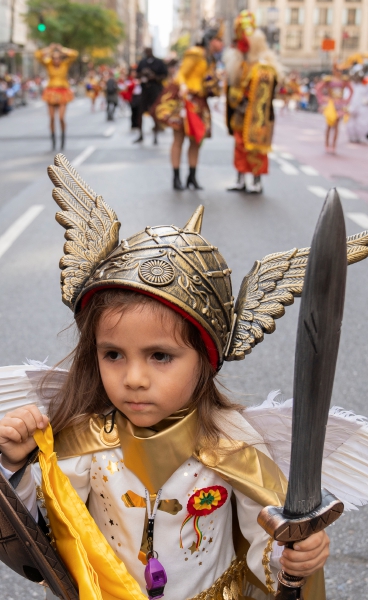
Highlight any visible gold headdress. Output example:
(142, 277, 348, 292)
(234, 10, 256, 39)
(49, 155, 368, 370)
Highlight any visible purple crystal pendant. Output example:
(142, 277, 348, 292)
(144, 557, 168, 599)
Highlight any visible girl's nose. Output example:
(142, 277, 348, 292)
(123, 361, 149, 390)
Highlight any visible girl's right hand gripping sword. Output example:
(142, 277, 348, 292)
(258, 189, 346, 599)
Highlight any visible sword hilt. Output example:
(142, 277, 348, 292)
(258, 489, 343, 599)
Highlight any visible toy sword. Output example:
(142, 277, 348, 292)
(258, 189, 347, 599)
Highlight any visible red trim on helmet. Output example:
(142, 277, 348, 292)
(80, 286, 219, 370)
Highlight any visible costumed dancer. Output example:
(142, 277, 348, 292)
(135, 48, 168, 145)
(154, 21, 223, 191)
(224, 11, 281, 194)
(35, 44, 78, 151)
(316, 65, 353, 153)
(85, 69, 101, 112)
(3, 159, 368, 599)
(346, 63, 368, 144)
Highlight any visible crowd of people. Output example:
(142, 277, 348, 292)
(2, 13, 368, 179)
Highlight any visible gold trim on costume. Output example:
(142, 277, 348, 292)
(262, 537, 276, 594)
(188, 557, 247, 600)
(116, 409, 198, 493)
(243, 64, 275, 155)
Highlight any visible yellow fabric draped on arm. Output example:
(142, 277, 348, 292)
(33, 424, 146, 600)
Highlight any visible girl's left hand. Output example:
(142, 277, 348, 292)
(278, 530, 330, 577)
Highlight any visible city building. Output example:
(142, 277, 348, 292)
(0, 0, 34, 76)
(173, 0, 368, 71)
(247, 0, 368, 70)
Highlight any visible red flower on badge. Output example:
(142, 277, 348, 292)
(180, 486, 228, 550)
(187, 486, 228, 516)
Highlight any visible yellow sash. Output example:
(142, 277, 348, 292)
(34, 425, 146, 600)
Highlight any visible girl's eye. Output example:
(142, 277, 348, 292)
(152, 352, 172, 363)
(105, 351, 122, 361)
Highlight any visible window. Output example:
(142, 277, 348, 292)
(286, 7, 304, 25)
(342, 8, 361, 25)
(342, 34, 360, 49)
(314, 7, 333, 25)
(285, 29, 303, 49)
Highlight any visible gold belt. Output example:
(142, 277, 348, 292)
(187, 557, 248, 600)
(187, 557, 274, 600)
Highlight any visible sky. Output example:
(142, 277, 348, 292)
(148, 0, 174, 55)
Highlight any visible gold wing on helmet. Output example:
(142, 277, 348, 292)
(226, 230, 368, 361)
(48, 154, 121, 310)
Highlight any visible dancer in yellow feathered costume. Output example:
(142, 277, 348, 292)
(35, 43, 78, 151)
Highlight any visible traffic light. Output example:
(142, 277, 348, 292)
(37, 16, 46, 32)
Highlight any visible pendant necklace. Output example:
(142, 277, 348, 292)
(144, 488, 167, 599)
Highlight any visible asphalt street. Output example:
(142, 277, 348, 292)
(1, 98, 368, 599)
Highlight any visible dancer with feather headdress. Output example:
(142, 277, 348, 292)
(224, 11, 282, 194)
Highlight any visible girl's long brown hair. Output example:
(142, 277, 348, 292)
(45, 289, 239, 448)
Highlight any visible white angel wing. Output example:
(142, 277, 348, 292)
(0, 362, 68, 419)
(244, 393, 368, 511)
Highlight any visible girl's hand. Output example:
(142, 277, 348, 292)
(0, 405, 49, 471)
(278, 530, 330, 577)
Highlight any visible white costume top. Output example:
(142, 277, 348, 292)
(0, 409, 282, 598)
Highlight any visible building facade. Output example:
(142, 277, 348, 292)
(172, 0, 368, 71)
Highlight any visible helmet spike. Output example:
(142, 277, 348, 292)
(183, 205, 204, 234)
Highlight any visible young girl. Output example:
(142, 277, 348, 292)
(2, 154, 366, 600)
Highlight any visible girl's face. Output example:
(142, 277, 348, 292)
(96, 303, 200, 427)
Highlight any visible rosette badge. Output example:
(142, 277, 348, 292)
(139, 259, 175, 286)
(180, 486, 228, 550)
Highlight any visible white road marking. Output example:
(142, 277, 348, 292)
(336, 187, 358, 200)
(347, 213, 368, 229)
(72, 145, 96, 167)
(300, 165, 319, 176)
(280, 152, 294, 160)
(104, 125, 116, 137)
(0, 205, 44, 260)
(308, 186, 328, 198)
(279, 161, 299, 175)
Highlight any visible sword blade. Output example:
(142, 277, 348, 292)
(284, 189, 347, 517)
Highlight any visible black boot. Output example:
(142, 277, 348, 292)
(173, 168, 185, 191)
(153, 129, 158, 145)
(186, 167, 203, 190)
(51, 132, 56, 151)
(60, 130, 65, 151)
(133, 131, 143, 143)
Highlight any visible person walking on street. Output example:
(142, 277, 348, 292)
(105, 72, 119, 121)
(35, 43, 78, 150)
(135, 48, 168, 144)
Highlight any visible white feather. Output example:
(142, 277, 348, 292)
(1, 368, 368, 513)
(244, 393, 368, 511)
(0, 363, 68, 418)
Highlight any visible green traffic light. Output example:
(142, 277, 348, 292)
(38, 23, 46, 32)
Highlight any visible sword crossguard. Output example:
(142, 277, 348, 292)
(257, 489, 343, 544)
